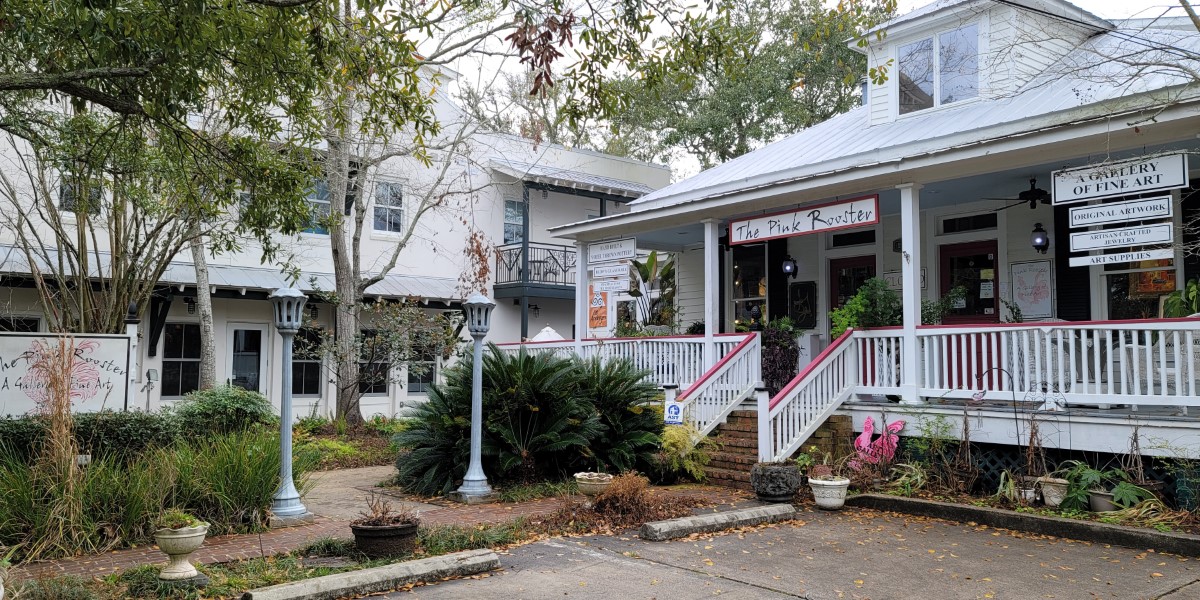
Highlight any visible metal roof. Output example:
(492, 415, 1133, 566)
(489, 158, 654, 199)
(866, 0, 1112, 38)
(623, 25, 1199, 214)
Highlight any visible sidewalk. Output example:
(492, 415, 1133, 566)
(11, 466, 747, 581)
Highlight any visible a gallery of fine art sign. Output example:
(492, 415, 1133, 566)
(1052, 153, 1188, 205)
(729, 195, 879, 244)
(0, 334, 131, 414)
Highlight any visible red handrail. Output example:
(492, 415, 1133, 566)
(676, 332, 759, 402)
(494, 332, 750, 346)
(768, 328, 856, 411)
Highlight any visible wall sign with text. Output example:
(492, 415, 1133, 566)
(1068, 248, 1174, 267)
(1068, 223, 1174, 252)
(728, 195, 878, 245)
(1052, 153, 1188, 205)
(587, 238, 636, 263)
(1068, 195, 1172, 228)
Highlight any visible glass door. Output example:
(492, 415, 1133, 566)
(829, 255, 877, 316)
(939, 240, 999, 324)
(227, 324, 268, 392)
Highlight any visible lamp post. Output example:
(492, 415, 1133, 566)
(455, 292, 496, 503)
(268, 288, 312, 524)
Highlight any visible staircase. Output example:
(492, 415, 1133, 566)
(704, 410, 758, 491)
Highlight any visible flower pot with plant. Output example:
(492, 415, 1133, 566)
(154, 509, 210, 581)
(1036, 472, 1070, 508)
(1062, 461, 1154, 513)
(350, 494, 421, 558)
(806, 451, 851, 510)
(751, 461, 803, 503)
(575, 472, 615, 496)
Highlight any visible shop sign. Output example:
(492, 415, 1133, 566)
(729, 195, 878, 245)
(587, 285, 608, 328)
(0, 334, 131, 413)
(592, 264, 629, 278)
(1068, 223, 1174, 252)
(587, 238, 636, 263)
(1068, 195, 1173, 228)
(1068, 248, 1174, 267)
(592, 278, 630, 293)
(1052, 153, 1188, 205)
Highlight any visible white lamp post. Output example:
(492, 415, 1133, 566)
(268, 288, 312, 524)
(454, 292, 496, 503)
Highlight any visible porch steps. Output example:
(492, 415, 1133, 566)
(704, 410, 759, 491)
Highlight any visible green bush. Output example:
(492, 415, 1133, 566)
(174, 385, 277, 436)
(650, 424, 717, 483)
(576, 356, 662, 473)
(0, 411, 182, 464)
(0, 415, 47, 462)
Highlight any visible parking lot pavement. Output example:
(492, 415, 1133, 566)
(394, 507, 1200, 600)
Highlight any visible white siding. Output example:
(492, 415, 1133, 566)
(674, 245, 705, 329)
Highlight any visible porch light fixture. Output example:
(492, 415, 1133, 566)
(1030, 223, 1050, 254)
(309, 304, 319, 321)
(529, 303, 540, 318)
(781, 255, 798, 279)
(184, 296, 196, 315)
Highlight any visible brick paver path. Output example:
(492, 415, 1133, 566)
(10, 468, 749, 582)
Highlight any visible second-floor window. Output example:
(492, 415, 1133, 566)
(504, 198, 525, 244)
(373, 182, 405, 233)
(58, 176, 102, 215)
(898, 23, 978, 115)
(304, 179, 331, 235)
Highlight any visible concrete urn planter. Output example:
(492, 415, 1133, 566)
(1038, 477, 1069, 508)
(154, 523, 209, 581)
(575, 472, 613, 497)
(750, 463, 803, 503)
(808, 477, 852, 510)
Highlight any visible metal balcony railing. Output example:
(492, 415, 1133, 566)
(495, 242, 578, 287)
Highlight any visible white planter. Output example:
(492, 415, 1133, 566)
(1038, 478, 1069, 508)
(809, 477, 851, 510)
(154, 523, 209, 581)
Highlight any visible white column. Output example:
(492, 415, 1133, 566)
(575, 240, 588, 354)
(898, 183, 923, 405)
(703, 219, 720, 369)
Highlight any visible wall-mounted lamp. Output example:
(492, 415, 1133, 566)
(781, 255, 798, 279)
(1030, 223, 1050, 254)
(309, 304, 319, 320)
(183, 296, 196, 314)
(529, 304, 540, 318)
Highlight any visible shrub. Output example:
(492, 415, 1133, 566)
(74, 410, 181, 461)
(576, 356, 662, 473)
(761, 317, 800, 395)
(295, 412, 331, 436)
(173, 385, 276, 437)
(0, 415, 47, 462)
(650, 424, 717, 483)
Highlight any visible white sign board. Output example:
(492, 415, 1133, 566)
(1069, 223, 1174, 252)
(663, 400, 685, 425)
(0, 334, 131, 415)
(593, 278, 631, 293)
(729, 195, 879, 245)
(1010, 260, 1054, 319)
(1069, 195, 1173, 228)
(592, 264, 629, 278)
(587, 238, 636, 263)
(1069, 248, 1174, 267)
(1052, 153, 1188, 205)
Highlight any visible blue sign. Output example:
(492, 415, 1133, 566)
(664, 401, 684, 425)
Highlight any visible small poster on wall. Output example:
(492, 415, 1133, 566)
(587, 285, 608, 329)
(1009, 260, 1054, 320)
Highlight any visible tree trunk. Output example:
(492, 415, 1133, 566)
(190, 230, 218, 390)
(326, 133, 366, 426)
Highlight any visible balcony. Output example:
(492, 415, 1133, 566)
(494, 242, 577, 299)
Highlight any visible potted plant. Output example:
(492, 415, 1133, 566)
(350, 494, 420, 558)
(1062, 461, 1154, 512)
(807, 452, 852, 510)
(1036, 466, 1070, 508)
(751, 461, 803, 503)
(575, 472, 614, 496)
(154, 509, 209, 581)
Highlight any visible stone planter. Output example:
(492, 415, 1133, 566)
(1088, 490, 1119, 512)
(808, 477, 851, 510)
(750, 463, 802, 503)
(1037, 477, 1069, 508)
(575, 472, 613, 497)
(154, 523, 209, 581)
(351, 522, 419, 558)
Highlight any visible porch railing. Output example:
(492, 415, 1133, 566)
(675, 333, 761, 436)
(495, 333, 753, 390)
(494, 242, 577, 287)
(760, 329, 859, 462)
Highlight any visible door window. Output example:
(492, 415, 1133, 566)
(829, 256, 877, 313)
(939, 240, 999, 323)
(230, 328, 264, 392)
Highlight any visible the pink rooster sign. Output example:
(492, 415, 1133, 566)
(0, 334, 131, 414)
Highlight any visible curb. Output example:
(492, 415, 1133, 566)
(845, 494, 1200, 556)
(640, 504, 796, 541)
(240, 549, 500, 600)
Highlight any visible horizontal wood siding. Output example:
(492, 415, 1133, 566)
(675, 246, 705, 330)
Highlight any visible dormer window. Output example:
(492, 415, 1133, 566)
(898, 23, 979, 115)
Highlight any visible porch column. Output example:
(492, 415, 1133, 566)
(898, 183, 923, 405)
(703, 219, 720, 369)
(574, 240, 588, 354)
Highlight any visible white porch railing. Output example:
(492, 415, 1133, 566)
(495, 333, 752, 389)
(675, 332, 761, 436)
(759, 329, 859, 462)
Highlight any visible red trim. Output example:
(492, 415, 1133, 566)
(677, 332, 759, 401)
(728, 195, 880, 245)
(768, 328, 856, 411)
(915, 316, 1200, 330)
(494, 332, 750, 347)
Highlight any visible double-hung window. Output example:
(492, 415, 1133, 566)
(373, 182, 405, 233)
(0, 316, 39, 332)
(59, 175, 102, 215)
(293, 328, 324, 397)
(358, 329, 390, 396)
(303, 179, 331, 234)
(898, 23, 979, 115)
(407, 349, 437, 396)
(503, 199, 525, 244)
(162, 323, 201, 398)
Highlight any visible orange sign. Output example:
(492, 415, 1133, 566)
(587, 285, 608, 329)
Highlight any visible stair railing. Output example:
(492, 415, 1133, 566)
(759, 329, 860, 462)
(672, 332, 762, 436)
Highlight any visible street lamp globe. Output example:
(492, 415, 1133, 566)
(266, 287, 311, 523)
(463, 292, 496, 337)
(269, 288, 308, 332)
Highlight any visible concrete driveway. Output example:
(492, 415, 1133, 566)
(392, 507, 1200, 600)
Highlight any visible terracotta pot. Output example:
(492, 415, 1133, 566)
(808, 477, 851, 510)
(154, 523, 209, 581)
(1038, 477, 1069, 508)
(351, 522, 419, 558)
(750, 463, 802, 503)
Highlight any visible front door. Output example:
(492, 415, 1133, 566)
(829, 255, 877, 316)
(227, 324, 268, 392)
(939, 240, 999, 324)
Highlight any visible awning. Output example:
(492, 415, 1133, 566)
(489, 158, 654, 200)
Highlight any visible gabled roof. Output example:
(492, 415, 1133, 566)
(864, 0, 1112, 39)
(621, 25, 1199, 214)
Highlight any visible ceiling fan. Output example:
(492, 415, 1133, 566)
(985, 178, 1052, 212)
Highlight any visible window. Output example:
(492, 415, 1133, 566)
(504, 199, 525, 244)
(898, 23, 978, 115)
(358, 329, 389, 395)
(293, 328, 323, 397)
(373, 182, 405, 233)
(0, 316, 39, 332)
(941, 212, 997, 234)
(407, 351, 437, 396)
(831, 230, 876, 248)
(58, 176, 102, 215)
(1104, 259, 1177, 320)
(731, 244, 767, 329)
(162, 323, 201, 397)
(303, 179, 331, 234)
